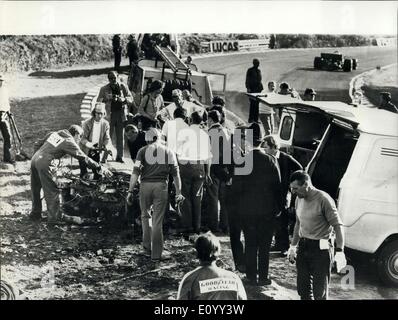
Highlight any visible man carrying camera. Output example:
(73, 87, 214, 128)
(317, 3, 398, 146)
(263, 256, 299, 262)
(97, 71, 134, 163)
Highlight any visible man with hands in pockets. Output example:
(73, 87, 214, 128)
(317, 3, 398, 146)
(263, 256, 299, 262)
(287, 170, 346, 300)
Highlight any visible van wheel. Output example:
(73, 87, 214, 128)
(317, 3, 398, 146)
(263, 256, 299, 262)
(377, 240, 398, 287)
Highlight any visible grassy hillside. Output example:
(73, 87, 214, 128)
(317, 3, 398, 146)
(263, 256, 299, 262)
(0, 33, 379, 73)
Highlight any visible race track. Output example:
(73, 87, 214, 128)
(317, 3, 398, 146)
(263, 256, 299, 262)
(195, 46, 397, 122)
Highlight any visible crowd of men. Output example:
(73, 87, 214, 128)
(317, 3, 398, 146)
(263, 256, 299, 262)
(0, 51, 396, 300)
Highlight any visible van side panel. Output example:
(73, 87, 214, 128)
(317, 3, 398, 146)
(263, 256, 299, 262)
(339, 134, 398, 253)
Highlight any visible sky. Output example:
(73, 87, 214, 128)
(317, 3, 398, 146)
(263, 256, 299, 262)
(0, 1, 397, 36)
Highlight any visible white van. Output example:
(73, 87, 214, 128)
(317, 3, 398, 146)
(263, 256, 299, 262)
(254, 93, 398, 287)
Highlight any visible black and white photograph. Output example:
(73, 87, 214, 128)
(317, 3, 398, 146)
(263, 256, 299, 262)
(0, 1, 397, 303)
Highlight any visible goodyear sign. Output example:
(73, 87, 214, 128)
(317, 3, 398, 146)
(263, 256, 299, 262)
(209, 40, 239, 53)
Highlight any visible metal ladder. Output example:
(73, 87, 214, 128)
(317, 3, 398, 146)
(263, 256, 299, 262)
(154, 45, 191, 81)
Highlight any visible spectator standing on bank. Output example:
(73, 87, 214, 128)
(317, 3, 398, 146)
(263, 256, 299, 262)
(177, 232, 247, 300)
(240, 122, 283, 286)
(112, 34, 122, 72)
(97, 71, 134, 163)
(262, 135, 302, 256)
(287, 170, 346, 300)
(126, 128, 184, 262)
(126, 34, 140, 66)
(245, 58, 263, 123)
(378, 92, 398, 113)
(0, 75, 13, 163)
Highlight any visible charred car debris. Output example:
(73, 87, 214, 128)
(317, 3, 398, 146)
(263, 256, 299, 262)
(58, 170, 181, 235)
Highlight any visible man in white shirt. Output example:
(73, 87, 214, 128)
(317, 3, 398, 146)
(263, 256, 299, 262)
(0, 75, 13, 163)
(177, 111, 212, 235)
(161, 107, 189, 156)
(259, 81, 277, 135)
(158, 89, 202, 123)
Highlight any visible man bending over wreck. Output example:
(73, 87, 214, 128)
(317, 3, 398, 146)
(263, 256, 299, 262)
(29, 125, 113, 225)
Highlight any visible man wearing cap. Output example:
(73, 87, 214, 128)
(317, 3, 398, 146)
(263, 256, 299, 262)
(126, 127, 184, 262)
(97, 71, 134, 163)
(79, 103, 113, 179)
(0, 75, 13, 163)
(138, 80, 165, 129)
(240, 122, 283, 286)
(379, 92, 398, 113)
(303, 88, 317, 101)
(245, 58, 263, 123)
(30, 125, 113, 224)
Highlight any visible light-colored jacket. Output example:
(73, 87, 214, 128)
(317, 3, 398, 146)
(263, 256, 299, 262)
(80, 117, 112, 154)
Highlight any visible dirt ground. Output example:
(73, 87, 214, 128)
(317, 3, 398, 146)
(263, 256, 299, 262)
(1, 56, 397, 300)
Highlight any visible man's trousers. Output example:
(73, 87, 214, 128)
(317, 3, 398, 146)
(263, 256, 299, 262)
(242, 216, 274, 281)
(204, 174, 228, 232)
(139, 181, 169, 260)
(296, 238, 333, 300)
(179, 162, 205, 234)
(110, 113, 124, 159)
(30, 160, 62, 222)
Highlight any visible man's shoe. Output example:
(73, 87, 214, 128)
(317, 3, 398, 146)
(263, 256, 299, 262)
(258, 278, 272, 286)
(116, 157, 124, 163)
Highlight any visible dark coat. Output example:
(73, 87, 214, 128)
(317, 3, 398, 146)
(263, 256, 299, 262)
(278, 151, 303, 205)
(245, 67, 263, 93)
(239, 149, 283, 219)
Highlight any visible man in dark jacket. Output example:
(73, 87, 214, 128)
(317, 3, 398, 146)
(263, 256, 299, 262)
(245, 58, 263, 123)
(262, 135, 303, 256)
(240, 123, 283, 286)
(205, 110, 231, 233)
(126, 34, 140, 66)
